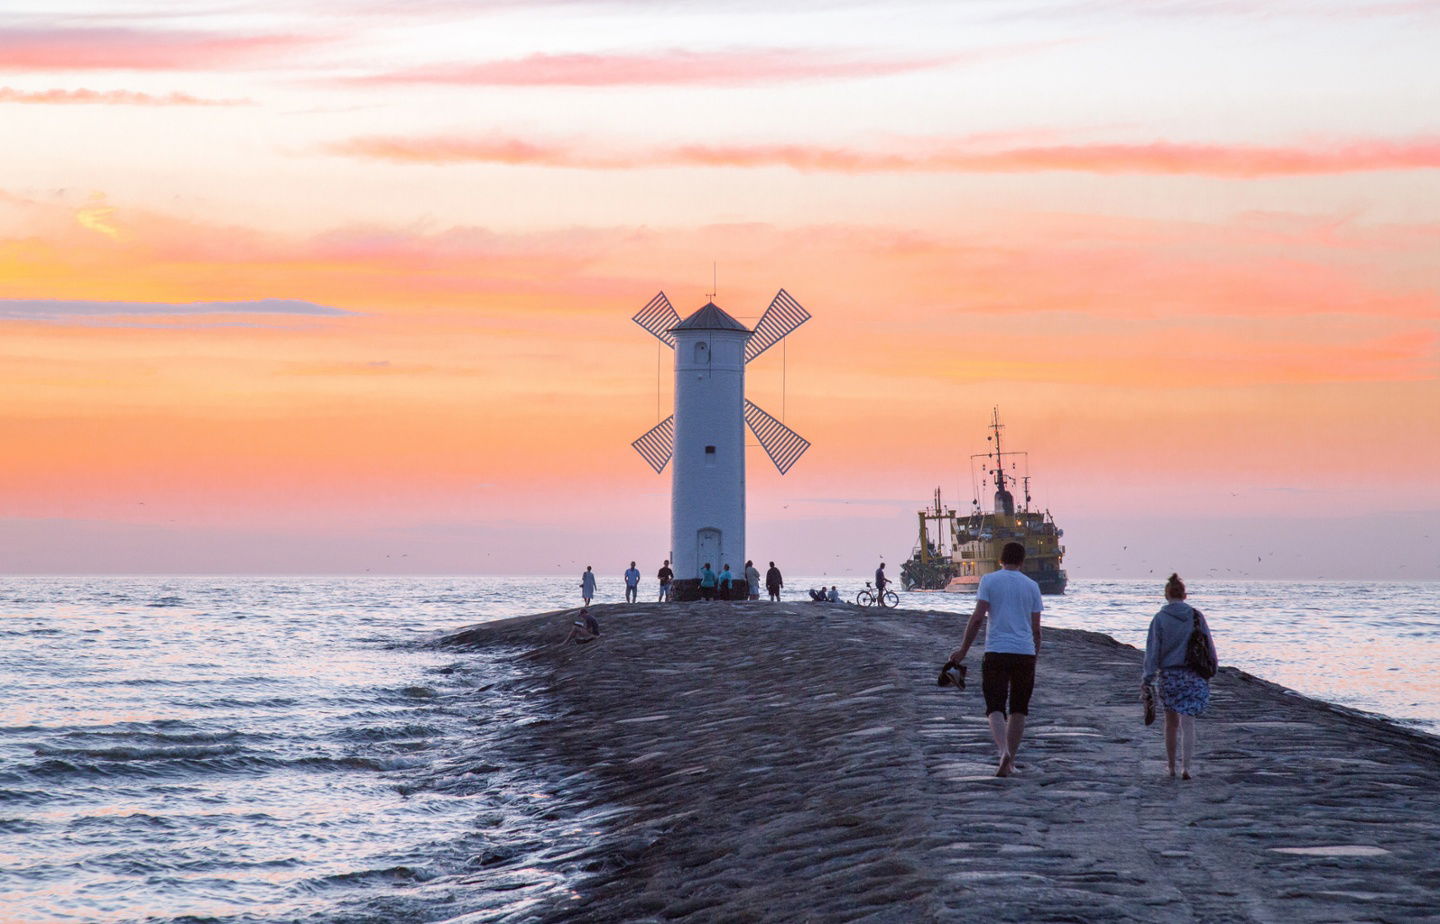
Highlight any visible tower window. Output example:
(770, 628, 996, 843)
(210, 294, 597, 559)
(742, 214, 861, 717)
(705, 445, 716, 454)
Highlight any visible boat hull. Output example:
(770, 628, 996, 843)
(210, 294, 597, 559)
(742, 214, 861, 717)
(943, 571, 1068, 595)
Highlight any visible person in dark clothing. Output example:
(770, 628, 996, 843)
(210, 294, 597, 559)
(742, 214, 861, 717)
(765, 562, 783, 601)
(875, 562, 889, 596)
(562, 608, 600, 644)
(657, 560, 674, 602)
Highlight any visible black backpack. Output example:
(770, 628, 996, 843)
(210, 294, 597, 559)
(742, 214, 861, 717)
(1185, 608, 1218, 680)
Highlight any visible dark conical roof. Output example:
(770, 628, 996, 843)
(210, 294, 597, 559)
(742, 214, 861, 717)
(671, 301, 749, 333)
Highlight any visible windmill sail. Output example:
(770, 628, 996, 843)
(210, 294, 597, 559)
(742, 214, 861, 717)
(631, 415, 675, 473)
(745, 400, 810, 475)
(745, 288, 810, 363)
(632, 291, 681, 348)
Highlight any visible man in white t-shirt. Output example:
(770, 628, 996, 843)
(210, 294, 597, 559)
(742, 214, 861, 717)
(948, 542, 1043, 777)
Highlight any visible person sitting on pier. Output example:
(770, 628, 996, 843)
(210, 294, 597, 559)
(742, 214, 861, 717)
(562, 608, 600, 645)
(827, 586, 840, 603)
(809, 588, 827, 602)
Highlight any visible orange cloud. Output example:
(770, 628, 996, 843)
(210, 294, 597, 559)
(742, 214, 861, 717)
(0, 27, 317, 71)
(0, 86, 249, 105)
(331, 134, 1440, 177)
(341, 47, 1003, 87)
(2, 199, 1436, 538)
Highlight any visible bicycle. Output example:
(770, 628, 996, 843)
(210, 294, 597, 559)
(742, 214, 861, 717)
(854, 581, 899, 608)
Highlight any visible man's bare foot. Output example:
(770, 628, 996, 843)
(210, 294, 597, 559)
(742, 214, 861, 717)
(1181, 770, 1192, 780)
(996, 753, 1015, 777)
(1167, 767, 1176, 778)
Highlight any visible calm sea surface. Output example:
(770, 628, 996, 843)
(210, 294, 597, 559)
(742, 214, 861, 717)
(2, 576, 1436, 922)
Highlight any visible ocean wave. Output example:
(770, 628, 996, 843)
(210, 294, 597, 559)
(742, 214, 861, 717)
(66, 811, 180, 831)
(332, 724, 443, 742)
(33, 744, 245, 762)
(302, 864, 436, 891)
(21, 750, 427, 780)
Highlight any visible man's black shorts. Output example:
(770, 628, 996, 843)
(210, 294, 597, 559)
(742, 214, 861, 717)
(981, 652, 1037, 716)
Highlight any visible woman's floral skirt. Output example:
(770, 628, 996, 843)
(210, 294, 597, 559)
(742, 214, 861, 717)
(1159, 667, 1210, 716)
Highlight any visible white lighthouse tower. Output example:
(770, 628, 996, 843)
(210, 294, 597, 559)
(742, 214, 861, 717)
(632, 290, 811, 599)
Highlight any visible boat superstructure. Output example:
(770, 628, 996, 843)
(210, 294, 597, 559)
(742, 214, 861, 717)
(900, 408, 1067, 595)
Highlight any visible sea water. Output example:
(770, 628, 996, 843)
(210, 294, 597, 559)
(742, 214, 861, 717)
(1, 576, 1436, 922)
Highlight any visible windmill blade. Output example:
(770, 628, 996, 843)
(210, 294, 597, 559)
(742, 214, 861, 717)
(744, 288, 811, 363)
(632, 291, 680, 348)
(745, 400, 810, 475)
(632, 415, 675, 473)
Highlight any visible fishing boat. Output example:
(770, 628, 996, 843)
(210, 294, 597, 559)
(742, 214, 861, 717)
(900, 408, 1068, 594)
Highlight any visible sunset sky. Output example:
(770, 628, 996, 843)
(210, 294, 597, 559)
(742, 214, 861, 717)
(2, 0, 1437, 579)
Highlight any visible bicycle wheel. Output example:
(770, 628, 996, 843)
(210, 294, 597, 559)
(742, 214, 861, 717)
(854, 590, 873, 606)
(882, 590, 899, 608)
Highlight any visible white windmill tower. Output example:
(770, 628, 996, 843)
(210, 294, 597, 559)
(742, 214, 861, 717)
(631, 289, 811, 599)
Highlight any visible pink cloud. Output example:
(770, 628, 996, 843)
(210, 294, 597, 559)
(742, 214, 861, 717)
(0, 27, 317, 71)
(343, 47, 1002, 87)
(330, 133, 1440, 177)
(0, 86, 249, 105)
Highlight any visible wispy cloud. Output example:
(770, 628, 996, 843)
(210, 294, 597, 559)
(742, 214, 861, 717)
(341, 47, 995, 88)
(0, 298, 352, 322)
(329, 134, 1440, 177)
(0, 86, 250, 105)
(0, 27, 318, 71)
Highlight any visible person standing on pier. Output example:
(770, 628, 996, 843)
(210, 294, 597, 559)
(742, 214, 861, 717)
(718, 564, 734, 601)
(623, 561, 641, 604)
(875, 562, 889, 598)
(948, 542, 1043, 778)
(765, 562, 784, 601)
(581, 566, 597, 607)
(744, 561, 761, 601)
(699, 563, 717, 601)
(657, 560, 674, 602)
(1142, 573, 1216, 780)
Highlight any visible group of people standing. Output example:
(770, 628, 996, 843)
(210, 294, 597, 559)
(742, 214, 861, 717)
(944, 541, 1217, 778)
(696, 560, 786, 601)
(580, 560, 786, 604)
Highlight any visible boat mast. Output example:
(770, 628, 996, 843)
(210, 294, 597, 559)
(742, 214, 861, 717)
(989, 406, 1007, 496)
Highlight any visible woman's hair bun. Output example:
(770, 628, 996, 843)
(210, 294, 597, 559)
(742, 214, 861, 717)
(1164, 572, 1186, 598)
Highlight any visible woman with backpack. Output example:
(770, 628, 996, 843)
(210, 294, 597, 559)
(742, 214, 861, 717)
(1141, 573, 1217, 779)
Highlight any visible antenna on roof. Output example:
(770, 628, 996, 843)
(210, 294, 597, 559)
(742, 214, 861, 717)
(706, 262, 717, 301)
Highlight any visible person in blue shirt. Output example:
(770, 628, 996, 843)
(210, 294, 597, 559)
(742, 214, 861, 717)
(718, 564, 734, 601)
(698, 563, 717, 601)
(947, 542, 1043, 778)
(623, 561, 641, 604)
